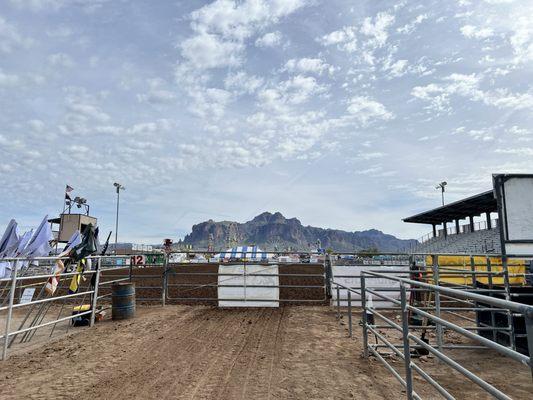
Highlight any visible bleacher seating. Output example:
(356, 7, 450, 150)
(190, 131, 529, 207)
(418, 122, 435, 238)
(412, 228, 501, 254)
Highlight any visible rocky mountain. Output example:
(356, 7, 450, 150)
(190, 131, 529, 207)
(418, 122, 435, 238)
(181, 212, 416, 252)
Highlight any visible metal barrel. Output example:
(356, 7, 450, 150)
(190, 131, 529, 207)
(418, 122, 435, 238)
(112, 282, 135, 320)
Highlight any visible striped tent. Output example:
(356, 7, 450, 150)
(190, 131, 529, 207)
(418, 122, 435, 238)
(214, 246, 272, 261)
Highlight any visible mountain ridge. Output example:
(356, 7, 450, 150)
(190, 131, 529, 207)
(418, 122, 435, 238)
(181, 212, 416, 252)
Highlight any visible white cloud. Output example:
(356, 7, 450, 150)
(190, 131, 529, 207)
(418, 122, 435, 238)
(495, 147, 533, 156)
(360, 12, 395, 47)
(0, 16, 33, 53)
(137, 78, 177, 104)
(224, 71, 264, 94)
(258, 75, 327, 110)
(318, 26, 357, 52)
(8, 0, 64, 11)
(397, 14, 428, 34)
(179, 1, 307, 70)
(180, 32, 244, 69)
(460, 25, 494, 39)
(509, 14, 533, 63)
(189, 87, 233, 119)
(255, 31, 282, 47)
(48, 52, 75, 68)
(507, 126, 530, 136)
(284, 58, 333, 75)
(0, 69, 20, 87)
(346, 96, 394, 124)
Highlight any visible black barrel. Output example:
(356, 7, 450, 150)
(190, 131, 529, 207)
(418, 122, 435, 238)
(112, 282, 135, 320)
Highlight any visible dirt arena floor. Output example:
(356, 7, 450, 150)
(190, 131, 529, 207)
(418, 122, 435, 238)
(1, 305, 532, 400)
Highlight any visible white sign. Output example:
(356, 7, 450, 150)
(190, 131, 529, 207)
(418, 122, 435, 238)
(218, 264, 279, 308)
(331, 265, 409, 308)
(20, 288, 36, 304)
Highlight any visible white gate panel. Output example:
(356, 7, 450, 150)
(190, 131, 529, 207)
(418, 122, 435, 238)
(218, 264, 279, 307)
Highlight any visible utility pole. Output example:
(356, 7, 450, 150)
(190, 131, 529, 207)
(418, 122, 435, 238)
(113, 182, 125, 254)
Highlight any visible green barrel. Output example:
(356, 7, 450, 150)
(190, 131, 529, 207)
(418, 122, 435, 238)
(112, 282, 135, 320)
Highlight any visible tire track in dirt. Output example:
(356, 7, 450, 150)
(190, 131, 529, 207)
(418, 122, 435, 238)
(151, 309, 251, 399)
(187, 308, 270, 400)
(265, 305, 287, 400)
(99, 307, 228, 400)
(217, 308, 277, 400)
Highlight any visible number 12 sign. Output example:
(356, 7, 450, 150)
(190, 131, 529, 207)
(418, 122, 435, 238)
(130, 255, 146, 267)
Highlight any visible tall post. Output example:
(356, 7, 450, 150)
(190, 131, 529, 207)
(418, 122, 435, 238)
(486, 212, 492, 230)
(455, 219, 460, 235)
(432, 255, 443, 352)
(90, 258, 101, 327)
(347, 290, 352, 338)
(115, 187, 120, 253)
(432, 224, 437, 238)
(361, 274, 369, 358)
(2, 261, 18, 361)
(469, 216, 475, 233)
(443, 222, 448, 238)
(400, 283, 414, 400)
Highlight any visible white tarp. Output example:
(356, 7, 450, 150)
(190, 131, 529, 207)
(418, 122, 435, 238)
(218, 264, 279, 307)
(332, 265, 409, 308)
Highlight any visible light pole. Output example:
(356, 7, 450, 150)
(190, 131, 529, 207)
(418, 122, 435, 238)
(435, 181, 447, 206)
(113, 182, 125, 253)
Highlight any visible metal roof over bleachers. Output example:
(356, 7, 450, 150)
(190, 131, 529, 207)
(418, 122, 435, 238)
(403, 190, 497, 224)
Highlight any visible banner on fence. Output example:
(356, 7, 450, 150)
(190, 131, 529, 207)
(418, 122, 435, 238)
(218, 264, 279, 307)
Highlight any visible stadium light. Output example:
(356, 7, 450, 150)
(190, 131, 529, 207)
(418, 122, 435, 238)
(435, 181, 447, 206)
(113, 182, 125, 253)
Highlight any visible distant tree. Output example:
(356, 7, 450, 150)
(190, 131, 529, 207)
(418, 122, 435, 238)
(357, 246, 379, 256)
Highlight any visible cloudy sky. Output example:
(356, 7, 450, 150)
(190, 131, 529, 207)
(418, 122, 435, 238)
(0, 0, 532, 243)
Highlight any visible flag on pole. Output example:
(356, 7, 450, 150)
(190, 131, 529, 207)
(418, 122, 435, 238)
(0, 219, 19, 257)
(65, 185, 74, 200)
(22, 215, 52, 258)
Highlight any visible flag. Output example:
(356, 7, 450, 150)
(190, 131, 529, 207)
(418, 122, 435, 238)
(22, 215, 52, 258)
(62, 230, 82, 253)
(0, 219, 19, 257)
(45, 258, 65, 295)
(71, 224, 98, 262)
(65, 185, 74, 200)
(68, 259, 86, 294)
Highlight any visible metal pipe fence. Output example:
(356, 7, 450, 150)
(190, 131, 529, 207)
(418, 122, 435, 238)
(331, 270, 533, 399)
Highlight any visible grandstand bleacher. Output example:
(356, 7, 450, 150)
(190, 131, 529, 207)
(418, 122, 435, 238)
(404, 189, 502, 254)
(413, 225, 501, 253)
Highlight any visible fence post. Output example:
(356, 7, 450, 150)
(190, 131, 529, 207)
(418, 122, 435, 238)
(2, 261, 18, 361)
(348, 290, 352, 338)
(432, 255, 443, 352)
(90, 259, 101, 327)
(524, 309, 533, 378)
(400, 283, 414, 400)
(325, 254, 332, 299)
(162, 254, 168, 307)
(336, 285, 340, 320)
(361, 274, 368, 358)
(502, 256, 516, 350)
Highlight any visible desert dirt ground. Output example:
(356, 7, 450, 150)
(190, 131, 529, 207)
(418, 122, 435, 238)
(0, 305, 532, 400)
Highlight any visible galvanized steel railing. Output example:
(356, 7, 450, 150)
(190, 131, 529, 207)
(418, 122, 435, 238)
(330, 269, 533, 399)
